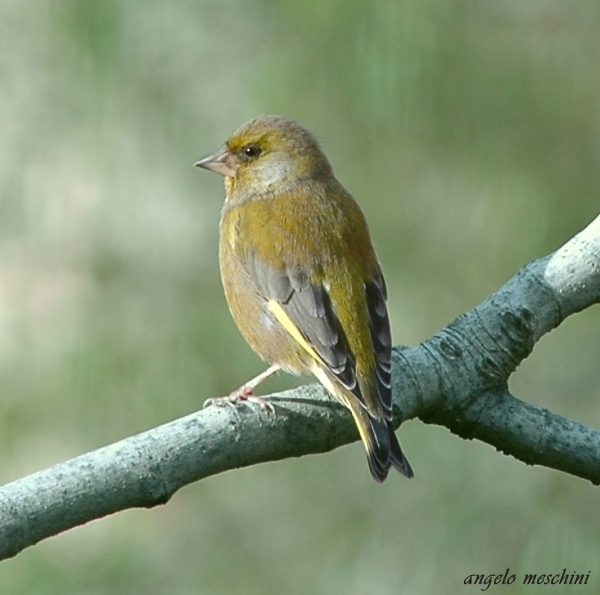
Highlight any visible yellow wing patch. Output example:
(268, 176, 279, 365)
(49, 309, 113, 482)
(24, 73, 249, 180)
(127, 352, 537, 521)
(268, 298, 348, 405)
(269, 298, 376, 462)
(268, 299, 321, 362)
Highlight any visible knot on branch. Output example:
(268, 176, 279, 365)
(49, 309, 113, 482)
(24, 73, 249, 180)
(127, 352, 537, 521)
(499, 306, 535, 364)
(477, 306, 536, 384)
(435, 300, 534, 388)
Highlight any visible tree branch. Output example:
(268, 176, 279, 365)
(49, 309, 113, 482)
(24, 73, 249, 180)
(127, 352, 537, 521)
(0, 215, 599, 561)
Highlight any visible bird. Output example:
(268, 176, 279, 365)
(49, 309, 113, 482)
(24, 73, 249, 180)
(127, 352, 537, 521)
(195, 115, 413, 482)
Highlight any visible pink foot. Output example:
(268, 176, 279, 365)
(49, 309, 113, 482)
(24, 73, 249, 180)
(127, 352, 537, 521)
(204, 385, 275, 414)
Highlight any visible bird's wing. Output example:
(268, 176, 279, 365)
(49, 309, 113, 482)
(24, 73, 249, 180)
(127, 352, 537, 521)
(255, 256, 408, 481)
(364, 269, 393, 420)
(245, 251, 366, 408)
(246, 252, 394, 421)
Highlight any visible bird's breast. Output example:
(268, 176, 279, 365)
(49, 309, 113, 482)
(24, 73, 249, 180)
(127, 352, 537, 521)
(218, 206, 310, 374)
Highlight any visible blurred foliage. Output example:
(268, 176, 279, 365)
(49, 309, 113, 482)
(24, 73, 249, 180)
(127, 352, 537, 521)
(1, 1, 600, 593)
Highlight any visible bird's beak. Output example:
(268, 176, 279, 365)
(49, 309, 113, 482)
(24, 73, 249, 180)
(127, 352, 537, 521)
(194, 146, 238, 177)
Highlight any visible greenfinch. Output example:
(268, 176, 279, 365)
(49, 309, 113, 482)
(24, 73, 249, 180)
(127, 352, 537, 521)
(195, 116, 413, 482)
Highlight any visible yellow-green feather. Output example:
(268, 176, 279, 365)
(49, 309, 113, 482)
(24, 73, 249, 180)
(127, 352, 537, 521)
(224, 181, 381, 417)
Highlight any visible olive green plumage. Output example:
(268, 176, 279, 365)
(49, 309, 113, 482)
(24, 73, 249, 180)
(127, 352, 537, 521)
(196, 115, 413, 482)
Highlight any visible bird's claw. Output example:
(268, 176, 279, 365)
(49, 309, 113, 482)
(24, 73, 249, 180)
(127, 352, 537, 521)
(203, 386, 276, 416)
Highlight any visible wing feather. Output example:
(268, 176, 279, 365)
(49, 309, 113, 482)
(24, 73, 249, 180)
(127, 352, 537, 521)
(248, 254, 364, 405)
(365, 270, 393, 420)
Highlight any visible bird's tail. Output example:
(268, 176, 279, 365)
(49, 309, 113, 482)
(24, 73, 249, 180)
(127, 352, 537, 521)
(311, 364, 413, 482)
(347, 397, 413, 483)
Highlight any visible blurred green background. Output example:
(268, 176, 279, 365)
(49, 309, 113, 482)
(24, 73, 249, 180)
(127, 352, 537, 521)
(1, 1, 600, 593)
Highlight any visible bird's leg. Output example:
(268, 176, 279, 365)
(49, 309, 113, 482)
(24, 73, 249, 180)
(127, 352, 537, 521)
(235, 364, 281, 396)
(203, 364, 280, 412)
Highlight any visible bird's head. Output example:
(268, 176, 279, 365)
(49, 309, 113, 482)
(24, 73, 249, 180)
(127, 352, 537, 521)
(195, 116, 332, 199)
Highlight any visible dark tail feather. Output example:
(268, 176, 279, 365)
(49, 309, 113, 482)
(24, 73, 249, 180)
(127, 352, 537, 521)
(350, 402, 413, 482)
(388, 420, 414, 479)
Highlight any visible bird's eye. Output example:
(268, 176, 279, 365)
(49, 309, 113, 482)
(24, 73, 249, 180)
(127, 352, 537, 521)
(241, 144, 261, 159)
